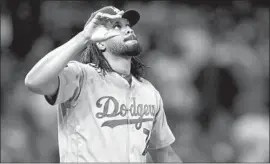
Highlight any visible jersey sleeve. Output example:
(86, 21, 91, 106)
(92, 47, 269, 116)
(148, 93, 175, 150)
(45, 61, 85, 106)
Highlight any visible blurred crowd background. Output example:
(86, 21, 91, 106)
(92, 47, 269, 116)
(1, 0, 269, 163)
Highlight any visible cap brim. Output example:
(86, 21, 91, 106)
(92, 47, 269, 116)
(122, 10, 140, 27)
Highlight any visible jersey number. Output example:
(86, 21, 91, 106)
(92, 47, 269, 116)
(142, 128, 150, 156)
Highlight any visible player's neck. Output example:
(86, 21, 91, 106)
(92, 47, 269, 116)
(103, 52, 131, 76)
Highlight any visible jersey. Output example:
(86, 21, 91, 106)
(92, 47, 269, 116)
(45, 60, 175, 162)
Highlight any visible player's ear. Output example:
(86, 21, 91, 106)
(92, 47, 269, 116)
(96, 42, 106, 52)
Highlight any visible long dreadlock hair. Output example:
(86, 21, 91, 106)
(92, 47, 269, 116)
(80, 42, 147, 81)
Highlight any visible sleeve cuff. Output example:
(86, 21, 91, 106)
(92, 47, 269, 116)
(148, 135, 176, 150)
(44, 76, 63, 105)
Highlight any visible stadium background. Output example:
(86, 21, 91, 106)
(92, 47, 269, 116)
(1, 0, 269, 162)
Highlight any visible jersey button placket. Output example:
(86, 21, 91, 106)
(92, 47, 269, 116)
(130, 146, 136, 161)
(126, 87, 132, 162)
(128, 87, 135, 162)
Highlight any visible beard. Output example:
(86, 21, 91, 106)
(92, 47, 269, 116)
(107, 40, 142, 57)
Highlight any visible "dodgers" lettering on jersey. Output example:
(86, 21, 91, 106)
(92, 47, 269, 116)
(95, 96, 156, 130)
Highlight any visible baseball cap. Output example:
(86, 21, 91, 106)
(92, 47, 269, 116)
(85, 6, 140, 27)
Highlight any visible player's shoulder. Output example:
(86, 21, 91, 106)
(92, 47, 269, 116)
(138, 77, 161, 97)
(138, 77, 153, 87)
(68, 60, 99, 75)
(68, 60, 94, 69)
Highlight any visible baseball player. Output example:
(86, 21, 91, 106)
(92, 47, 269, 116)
(25, 6, 182, 163)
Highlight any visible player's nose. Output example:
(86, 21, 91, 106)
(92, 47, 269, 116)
(125, 26, 134, 35)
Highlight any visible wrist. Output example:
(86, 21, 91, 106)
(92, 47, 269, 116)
(79, 31, 91, 45)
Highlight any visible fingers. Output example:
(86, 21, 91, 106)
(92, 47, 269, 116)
(91, 27, 119, 42)
(92, 32, 118, 42)
(104, 30, 119, 40)
(95, 12, 123, 21)
(117, 10, 124, 16)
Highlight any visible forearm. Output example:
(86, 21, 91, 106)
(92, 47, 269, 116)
(25, 32, 88, 91)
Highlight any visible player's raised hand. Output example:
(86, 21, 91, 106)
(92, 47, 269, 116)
(83, 10, 124, 42)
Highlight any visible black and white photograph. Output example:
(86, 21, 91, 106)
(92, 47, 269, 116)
(1, 0, 269, 163)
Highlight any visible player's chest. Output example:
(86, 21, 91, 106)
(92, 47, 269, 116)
(83, 79, 158, 129)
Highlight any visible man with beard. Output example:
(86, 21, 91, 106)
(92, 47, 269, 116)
(25, 6, 181, 163)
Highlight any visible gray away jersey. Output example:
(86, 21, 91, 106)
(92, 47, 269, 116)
(45, 61, 175, 162)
